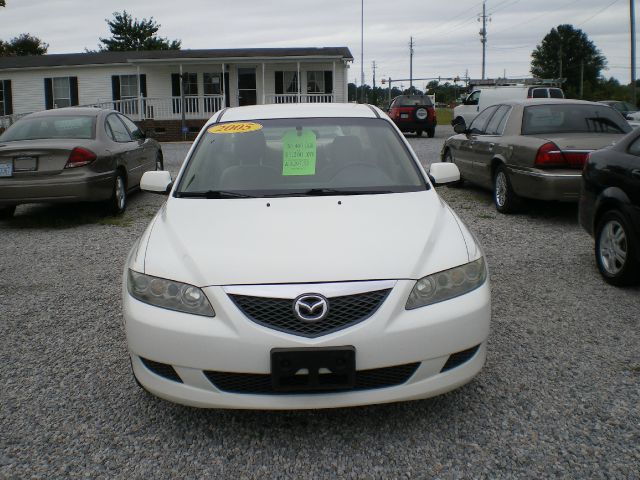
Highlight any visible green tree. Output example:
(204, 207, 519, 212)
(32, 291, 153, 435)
(531, 24, 606, 98)
(0, 33, 48, 56)
(98, 10, 181, 51)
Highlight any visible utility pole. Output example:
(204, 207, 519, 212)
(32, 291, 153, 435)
(409, 37, 414, 92)
(580, 60, 584, 98)
(372, 61, 377, 88)
(631, 0, 637, 106)
(478, 1, 490, 79)
(559, 45, 563, 81)
(360, 0, 365, 103)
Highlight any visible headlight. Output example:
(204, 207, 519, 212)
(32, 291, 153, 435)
(127, 270, 215, 317)
(406, 257, 487, 310)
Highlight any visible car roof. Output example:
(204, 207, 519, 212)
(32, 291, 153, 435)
(210, 103, 381, 122)
(501, 98, 605, 107)
(24, 107, 106, 118)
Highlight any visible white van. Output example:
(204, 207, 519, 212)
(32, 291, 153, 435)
(453, 85, 564, 126)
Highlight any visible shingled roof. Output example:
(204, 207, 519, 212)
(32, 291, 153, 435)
(0, 47, 354, 70)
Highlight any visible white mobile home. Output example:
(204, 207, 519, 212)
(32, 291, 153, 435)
(0, 47, 353, 140)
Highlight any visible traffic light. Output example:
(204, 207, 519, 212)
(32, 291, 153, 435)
(381, 78, 386, 84)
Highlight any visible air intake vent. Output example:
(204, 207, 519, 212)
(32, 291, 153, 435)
(440, 345, 480, 373)
(140, 357, 183, 383)
(204, 362, 420, 394)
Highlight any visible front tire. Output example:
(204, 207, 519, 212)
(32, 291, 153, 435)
(595, 210, 639, 286)
(427, 127, 435, 138)
(106, 173, 127, 216)
(493, 165, 520, 214)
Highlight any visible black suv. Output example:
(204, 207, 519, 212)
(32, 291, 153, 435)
(579, 128, 640, 285)
(387, 95, 437, 137)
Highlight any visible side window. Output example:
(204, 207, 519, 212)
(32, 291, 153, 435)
(628, 136, 640, 156)
(118, 114, 144, 140)
(531, 88, 548, 98)
(106, 114, 132, 142)
(465, 91, 480, 106)
(485, 105, 511, 135)
(469, 105, 499, 134)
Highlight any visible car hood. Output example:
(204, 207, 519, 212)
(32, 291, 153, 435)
(141, 191, 472, 286)
(533, 132, 623, 150)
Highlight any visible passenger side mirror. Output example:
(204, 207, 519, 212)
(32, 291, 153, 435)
(428, 162, 460, 185)
(141, 171, 173, 195)
(453, 123, 468, 134)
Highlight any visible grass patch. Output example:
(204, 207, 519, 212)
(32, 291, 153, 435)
(436, 108, 453, 125)
(477, 213, 496, 219)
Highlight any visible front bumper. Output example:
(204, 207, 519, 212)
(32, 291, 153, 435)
(0, 171, 114, 206)
(123, 279, 491, 409)
(508, 166, 582, 202)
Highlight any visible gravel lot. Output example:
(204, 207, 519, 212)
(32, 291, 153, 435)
(1, 126, 638, 478)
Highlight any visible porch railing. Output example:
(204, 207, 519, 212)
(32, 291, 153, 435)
(0, 93, 337, 127)
(86, 96, 225, 121)
(266, 94, 334, 104)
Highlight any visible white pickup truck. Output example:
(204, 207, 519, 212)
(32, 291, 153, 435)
(453, 85, 564, 127)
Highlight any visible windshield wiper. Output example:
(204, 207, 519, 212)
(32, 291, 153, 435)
(175, 190, 255, 199)
(264, 188, 394, 197)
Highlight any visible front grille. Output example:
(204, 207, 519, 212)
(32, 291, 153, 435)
(228, 289, 391, 337)
(440, 345, 480, 372)
(140, 357, 182, 383)
(204, 362, 420, 394)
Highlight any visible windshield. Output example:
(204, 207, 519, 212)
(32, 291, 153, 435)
(522, 104, 631, 135)
(175, 118, 427, 197)
(0, 115, 96, 141)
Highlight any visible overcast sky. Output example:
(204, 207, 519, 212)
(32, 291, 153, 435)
(1, 0, 637, 87)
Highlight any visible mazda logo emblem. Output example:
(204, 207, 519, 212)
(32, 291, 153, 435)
(293, 294, 329, 323)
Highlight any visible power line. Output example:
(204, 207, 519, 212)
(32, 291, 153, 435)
(577, 0, 621, 27)
(491, 0, 582, 35)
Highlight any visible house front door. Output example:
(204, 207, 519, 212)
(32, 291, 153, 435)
(237, 68, 257, 106)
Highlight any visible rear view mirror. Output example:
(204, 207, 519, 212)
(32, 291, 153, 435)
(428, 162, 460, 185)
(141, 171, 173, 195)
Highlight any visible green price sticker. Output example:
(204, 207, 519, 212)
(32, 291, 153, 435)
(282, 129, 317, 176)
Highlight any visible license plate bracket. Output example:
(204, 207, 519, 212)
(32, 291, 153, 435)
(271, 346, 356, 392)
(14, 156, 37, 172)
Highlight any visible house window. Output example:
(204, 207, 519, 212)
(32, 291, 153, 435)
(283, 72, 298, 93)
(119, 75, 138, 99)
(203, 73, 221, 95)
(183, 73, 198, 96)
(307, 71, 325, 94)
(52, 77, 71, 108)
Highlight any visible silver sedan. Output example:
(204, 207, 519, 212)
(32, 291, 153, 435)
(0, 107, 162, 218)
(441, 99, 631, 213)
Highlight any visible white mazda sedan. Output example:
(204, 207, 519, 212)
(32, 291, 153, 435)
(123, 103, 490, 409)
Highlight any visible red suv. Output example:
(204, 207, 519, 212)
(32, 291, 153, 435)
(387, 95, 437, 137)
